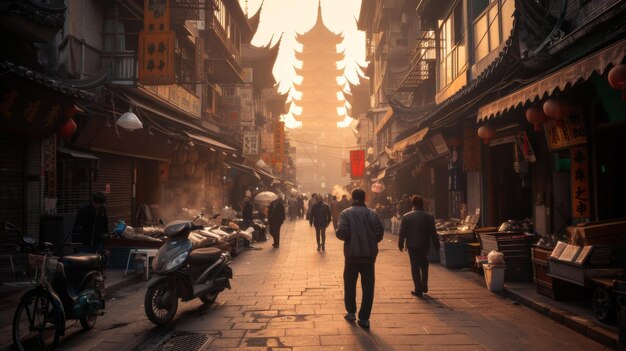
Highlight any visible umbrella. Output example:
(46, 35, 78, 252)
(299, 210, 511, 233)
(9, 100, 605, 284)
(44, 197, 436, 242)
(254, 191, 278, 205)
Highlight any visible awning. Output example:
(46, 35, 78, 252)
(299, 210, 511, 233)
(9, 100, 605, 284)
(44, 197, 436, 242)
(478, 38, 626, 121)
(184, 131, 237, 152)
(391, 127, 429, 154)
(57, 147, 99, 160)
(226, 161, 260, 180)
(374, 107, 394, 134)
(376, 168, 387, 181)
(254, 167, 279, 182)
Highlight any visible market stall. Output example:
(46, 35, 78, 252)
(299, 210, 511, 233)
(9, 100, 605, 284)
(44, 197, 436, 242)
(437, 214, 480, 269)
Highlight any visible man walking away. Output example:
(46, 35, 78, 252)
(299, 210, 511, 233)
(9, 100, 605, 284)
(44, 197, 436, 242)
(330, 195, 341, 229)
(309, 194, 331, 252)
(268, 195, 285, 248)
(306, 193, 317, 220)
(338, 194, 350, 212)
(336, 189, 384, 329)
(242, 196, 253, 228)
(398, 195, 439, 298)
(297, 195, 305, 219)
(287, 194, 298, 221)
(74, 191, 109, 253)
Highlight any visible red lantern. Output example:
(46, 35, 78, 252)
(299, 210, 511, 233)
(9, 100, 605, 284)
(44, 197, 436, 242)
(525, 106, 548, 132)
(543, 97, 572, 120)
(58, 118, 77, 137)
(477, 125, 495, 144)
(608, 63, 626, 90)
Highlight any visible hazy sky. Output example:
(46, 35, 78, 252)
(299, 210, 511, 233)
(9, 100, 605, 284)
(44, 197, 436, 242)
(240, 0, 367, 128)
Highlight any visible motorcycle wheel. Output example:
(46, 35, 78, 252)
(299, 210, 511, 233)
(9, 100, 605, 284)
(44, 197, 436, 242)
(144, 282, 178, 326)
(199, 293, 218, 305)
(13, 290, 63, 351)
(79, 315, 97, 330)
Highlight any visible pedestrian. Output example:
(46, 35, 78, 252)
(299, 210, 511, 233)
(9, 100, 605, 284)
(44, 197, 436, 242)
(287, 194, 298, 221)
(297, 195, 305, 219)
(397, 194, 412, 217)
(336, 188, 384, 329)
(268, 195, 285, 248)
(330, 195, 341, 229)
(74, 191, 109, 253)
(306, 193, 317, 220)
(398, 195, 439, 298)
(242, 196, 253, 228)
(309, 194, 331, 252)
(338, 194, 350, 213)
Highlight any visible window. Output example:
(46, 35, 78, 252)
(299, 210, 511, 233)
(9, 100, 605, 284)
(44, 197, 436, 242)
(103, 5, 141, 53)
(473, 0, 514, 63)
(438, 2, 466, 89)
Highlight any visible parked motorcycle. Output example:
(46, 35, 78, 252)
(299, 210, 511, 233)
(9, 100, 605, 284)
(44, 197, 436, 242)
(231, 218, 267, 242)
(144, 216, 234, 326)
(6, 222, 107, 351)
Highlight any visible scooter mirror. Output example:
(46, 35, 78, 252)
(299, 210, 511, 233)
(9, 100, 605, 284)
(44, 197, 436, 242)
(23, 237, 36, 245)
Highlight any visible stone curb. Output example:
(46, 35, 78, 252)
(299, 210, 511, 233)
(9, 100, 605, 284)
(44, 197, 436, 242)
(503, 285, 619, 349)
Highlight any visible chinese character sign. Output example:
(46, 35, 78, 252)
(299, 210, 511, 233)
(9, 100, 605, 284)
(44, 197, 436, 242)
(273, 122, 285, 164)
(570, 146, 591, 219)
(350, 150, 365, 179)
(144, 0, 171, 32)
(139, 31, 175, 84)
(545, 113, 587, 150)
(243, 131, 259, 155)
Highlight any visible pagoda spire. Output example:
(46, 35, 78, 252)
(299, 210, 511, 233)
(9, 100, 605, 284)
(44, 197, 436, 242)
(316, 0, 323, 25)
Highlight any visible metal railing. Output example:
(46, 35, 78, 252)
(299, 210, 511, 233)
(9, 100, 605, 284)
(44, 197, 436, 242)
(103, 52, 137, 83)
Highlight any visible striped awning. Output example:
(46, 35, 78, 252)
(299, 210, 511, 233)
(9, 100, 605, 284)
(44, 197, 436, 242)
(391, 127, 429, 154)
(478, 38, 626, 121)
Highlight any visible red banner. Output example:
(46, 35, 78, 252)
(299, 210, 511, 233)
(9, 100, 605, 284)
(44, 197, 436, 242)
(350, 150, 365, 179)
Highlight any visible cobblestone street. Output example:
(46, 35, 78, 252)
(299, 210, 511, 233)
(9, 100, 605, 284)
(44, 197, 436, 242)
(46, 219, 608, 350)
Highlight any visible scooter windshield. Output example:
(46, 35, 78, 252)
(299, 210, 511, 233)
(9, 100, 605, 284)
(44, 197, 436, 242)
(154, 239, 193, 272)
(164, 220, 191, 237)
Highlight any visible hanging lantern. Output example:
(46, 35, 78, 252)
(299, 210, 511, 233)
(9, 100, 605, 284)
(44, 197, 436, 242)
(477, 125, 495, 144)
(117, 108, 143, 130)
(525, 106, 548, 132)
(58, 118, 77, 137)
(608, 63, 626, 90)
(543, 97, 572, 120)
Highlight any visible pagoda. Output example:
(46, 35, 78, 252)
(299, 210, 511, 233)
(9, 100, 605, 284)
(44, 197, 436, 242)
(291, 1, 355, 193)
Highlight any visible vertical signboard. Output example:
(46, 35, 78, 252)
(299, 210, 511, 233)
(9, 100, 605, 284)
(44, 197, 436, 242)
(273, 122, 285, 167)
(570, 146, 591, 219)
(350, 150, 365, 179)
(139, 0, 175, 84)
(243, 130, 259, 155)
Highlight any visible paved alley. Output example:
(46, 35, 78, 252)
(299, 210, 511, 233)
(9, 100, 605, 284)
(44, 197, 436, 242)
(47, 219, 607, 350)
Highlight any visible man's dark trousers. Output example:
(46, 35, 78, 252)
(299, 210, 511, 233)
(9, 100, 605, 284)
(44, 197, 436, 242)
(344, 261, 375, 320)
(315, 227, 326, 247)
(408, 249, 429, 293)
(270, 224, 281, 246)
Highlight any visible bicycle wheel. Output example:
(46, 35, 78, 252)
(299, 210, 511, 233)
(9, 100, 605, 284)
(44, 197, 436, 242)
(13, 289, 64, 351)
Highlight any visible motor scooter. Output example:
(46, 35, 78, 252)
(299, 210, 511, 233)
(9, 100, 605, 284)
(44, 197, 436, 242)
(5, 222, 107, 351)
(144, 216, 233, 326)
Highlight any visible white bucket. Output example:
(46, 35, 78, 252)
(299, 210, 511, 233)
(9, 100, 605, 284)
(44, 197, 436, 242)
(483, 263, 506, 292)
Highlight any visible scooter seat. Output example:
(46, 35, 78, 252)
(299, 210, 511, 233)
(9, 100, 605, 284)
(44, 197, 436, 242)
(189, 247, 222, 264)
(60, 254, 100, 271)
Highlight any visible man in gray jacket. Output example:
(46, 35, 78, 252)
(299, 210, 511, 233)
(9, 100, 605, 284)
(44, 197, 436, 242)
(398, 195, 439, 298)
(336, 188, 384, 329)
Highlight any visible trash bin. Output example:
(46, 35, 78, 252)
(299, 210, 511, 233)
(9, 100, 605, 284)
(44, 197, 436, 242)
(483, 263, 506, 292)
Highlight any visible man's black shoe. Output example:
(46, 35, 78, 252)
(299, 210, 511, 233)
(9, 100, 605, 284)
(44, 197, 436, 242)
(357, 319, 370, 329)
(411, 291, 423, 298)
(422, 286, 428, 294)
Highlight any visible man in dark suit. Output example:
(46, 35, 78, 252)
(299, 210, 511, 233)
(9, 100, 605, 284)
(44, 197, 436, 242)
(268, 196, 285, 248)
(398, 195, 439, 297)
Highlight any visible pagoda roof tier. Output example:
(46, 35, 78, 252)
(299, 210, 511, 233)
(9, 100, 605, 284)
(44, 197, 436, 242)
(242, 38, 281, 89)
(294, 67, 343, 77)
(247, 3, 262, 34)
(295, 0, 343, 45)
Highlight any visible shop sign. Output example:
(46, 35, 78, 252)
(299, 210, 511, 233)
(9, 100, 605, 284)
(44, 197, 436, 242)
(142, 83, 200, 118)
(273, 121, 285, 165)
(350, 150, 366, 179)
(463, 126, 481, 172)
(138, 31, 175, 85)
(144, 0, 171, 32)
(545, 113, 587, 151)
(195, 37, 204, 83)
(243, 131, 259, 155)
(416, 133, 449, 162)
(570, 146, 591, 219)
(239, 86, 253, 123)
(515, 131, 536, 163)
